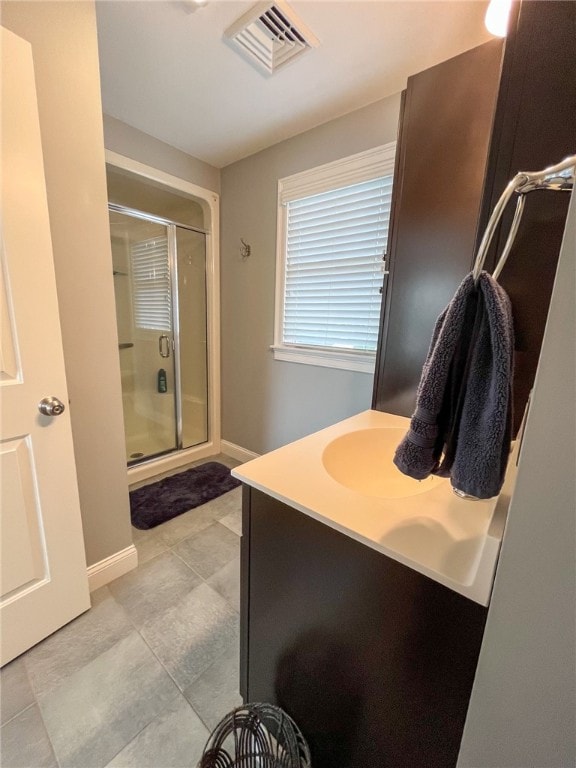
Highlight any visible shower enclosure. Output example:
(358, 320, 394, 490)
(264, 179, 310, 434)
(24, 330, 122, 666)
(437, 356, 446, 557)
(109, 204, 208, 465)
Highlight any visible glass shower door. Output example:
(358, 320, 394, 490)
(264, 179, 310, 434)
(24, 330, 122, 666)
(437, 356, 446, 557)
(175, 226, 208, 449)
(110, 210, 178, 463)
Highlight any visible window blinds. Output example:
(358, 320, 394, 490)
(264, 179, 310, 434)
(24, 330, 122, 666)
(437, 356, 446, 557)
(283, 175, 393, 351)
(131, 236, 171, 332)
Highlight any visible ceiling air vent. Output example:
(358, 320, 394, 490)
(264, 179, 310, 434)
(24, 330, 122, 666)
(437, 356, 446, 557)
(224, 0, 320, 76)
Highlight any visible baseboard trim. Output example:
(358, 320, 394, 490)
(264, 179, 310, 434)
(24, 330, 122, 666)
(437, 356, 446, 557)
(221, 440, 260, 463)
(87, 544, 138, 592)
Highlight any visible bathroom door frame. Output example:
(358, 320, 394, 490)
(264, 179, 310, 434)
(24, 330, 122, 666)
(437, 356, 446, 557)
(106, 150, 221, 483)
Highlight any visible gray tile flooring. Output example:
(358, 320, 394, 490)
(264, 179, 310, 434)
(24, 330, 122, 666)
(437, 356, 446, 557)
(0, 457, 243, 768)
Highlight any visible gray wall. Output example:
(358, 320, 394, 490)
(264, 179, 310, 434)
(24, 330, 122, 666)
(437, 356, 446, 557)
(1, 1, 132, 567)
(457, 190, 576, 766)
(220, 95, 402, 454)
(103, 114, 220, 194)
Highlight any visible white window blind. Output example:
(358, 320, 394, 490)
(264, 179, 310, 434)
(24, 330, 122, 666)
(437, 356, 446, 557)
(131, 236, 171, 331)
(282, 175, 393, 352)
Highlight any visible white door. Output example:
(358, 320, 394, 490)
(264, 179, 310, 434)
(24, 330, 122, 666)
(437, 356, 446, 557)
(0, 27, 90, 666)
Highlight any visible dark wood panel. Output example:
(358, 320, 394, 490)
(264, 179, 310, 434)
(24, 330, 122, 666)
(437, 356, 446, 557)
(475, 0, 576, 433)
(373, 88, 406, 404)
(243, 488, 487, 768)
(372, 40, 503, 416)
(373, 1, 576, 434)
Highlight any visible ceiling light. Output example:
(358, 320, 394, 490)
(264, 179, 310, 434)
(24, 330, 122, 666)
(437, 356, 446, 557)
(224, 0, 320, 76)
(181, 0, 208, 14)
(484, 0, 512, 37)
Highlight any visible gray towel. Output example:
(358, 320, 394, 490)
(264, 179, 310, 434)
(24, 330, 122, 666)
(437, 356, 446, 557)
(393, 271, 514, 499)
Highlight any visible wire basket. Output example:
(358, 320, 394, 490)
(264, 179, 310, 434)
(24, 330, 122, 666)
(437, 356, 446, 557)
(198, 702, 312, 768)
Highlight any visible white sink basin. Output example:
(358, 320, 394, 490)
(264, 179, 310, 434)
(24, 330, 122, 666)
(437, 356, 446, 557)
(322, 427, 444, 499)
(233, 410, 513, 604)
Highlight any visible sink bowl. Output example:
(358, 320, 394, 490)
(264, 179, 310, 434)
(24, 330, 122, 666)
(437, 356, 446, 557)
(322, 428, 444, 499)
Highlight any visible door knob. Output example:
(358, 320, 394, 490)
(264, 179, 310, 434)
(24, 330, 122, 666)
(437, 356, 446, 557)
(38, 396, 66, 416)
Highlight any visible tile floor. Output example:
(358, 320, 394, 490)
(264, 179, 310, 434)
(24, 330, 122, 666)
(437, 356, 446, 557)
(0, 456, 243, 768)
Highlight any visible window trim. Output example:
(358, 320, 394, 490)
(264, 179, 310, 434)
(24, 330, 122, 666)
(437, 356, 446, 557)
(273, 142, 396, 373)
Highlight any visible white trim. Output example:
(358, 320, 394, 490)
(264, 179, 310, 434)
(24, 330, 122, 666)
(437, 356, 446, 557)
(105, 150, 218, 211)
(87, 545, 138, 592)
(278, 142, 396, 204)
(274, 180, 289, 351)
(104, 151, 221, 467)
(221, 440, 260, 463)
(271, 345, 375, 373)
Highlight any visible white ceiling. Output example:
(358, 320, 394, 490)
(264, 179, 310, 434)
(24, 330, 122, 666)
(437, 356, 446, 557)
(96, 0, 492, 168)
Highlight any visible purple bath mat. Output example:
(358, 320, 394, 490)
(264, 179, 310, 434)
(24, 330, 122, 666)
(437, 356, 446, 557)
(130, 461, 241, 530)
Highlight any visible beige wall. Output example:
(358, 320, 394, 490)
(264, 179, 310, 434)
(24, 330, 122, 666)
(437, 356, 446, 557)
(103, 114, 220, 195)
(220, 94, 402, 455)
(1, 1, 132, 567)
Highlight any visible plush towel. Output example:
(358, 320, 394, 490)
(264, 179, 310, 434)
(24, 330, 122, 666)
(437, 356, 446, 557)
(393, 271, 514, 499)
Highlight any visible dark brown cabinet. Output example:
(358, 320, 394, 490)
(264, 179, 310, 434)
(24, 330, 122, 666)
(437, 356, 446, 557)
(373, 1, 576, 433)
(373, 38, 504, 418)
(474, 0, 576, 432)
(240, 486, 487, 768)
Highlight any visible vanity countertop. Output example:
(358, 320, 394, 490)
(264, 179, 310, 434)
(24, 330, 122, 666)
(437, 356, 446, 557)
(232, 409, 517, 605)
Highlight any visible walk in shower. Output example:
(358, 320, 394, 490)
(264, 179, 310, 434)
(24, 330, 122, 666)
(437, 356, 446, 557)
(109, 204, 208, 465)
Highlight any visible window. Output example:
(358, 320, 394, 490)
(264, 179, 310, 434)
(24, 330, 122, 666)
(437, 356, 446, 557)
(273, 143, 395, 372)
(131, 235, 171, 331)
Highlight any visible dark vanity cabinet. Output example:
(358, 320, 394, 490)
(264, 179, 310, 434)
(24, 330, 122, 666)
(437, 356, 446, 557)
(373, 0, 576, 431)
(240, 486, 487, 768)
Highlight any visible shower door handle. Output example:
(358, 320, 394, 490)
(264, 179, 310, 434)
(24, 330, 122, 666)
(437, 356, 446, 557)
(158, 334, 170, 358)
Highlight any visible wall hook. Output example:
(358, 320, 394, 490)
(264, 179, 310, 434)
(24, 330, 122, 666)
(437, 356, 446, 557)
(240, 238, 251, 259)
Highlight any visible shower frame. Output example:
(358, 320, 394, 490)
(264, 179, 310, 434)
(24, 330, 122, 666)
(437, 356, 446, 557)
(110, 201, 208, 460)
(106, 150, 221, 484)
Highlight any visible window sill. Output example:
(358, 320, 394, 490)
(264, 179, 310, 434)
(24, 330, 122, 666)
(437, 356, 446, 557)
(271, 344, 376, 374)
